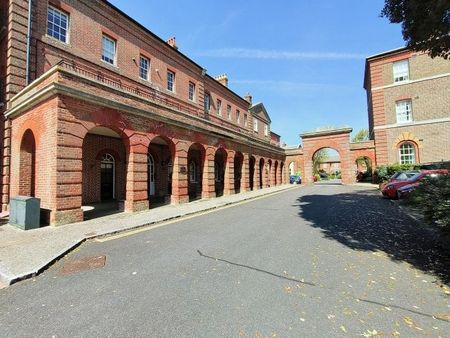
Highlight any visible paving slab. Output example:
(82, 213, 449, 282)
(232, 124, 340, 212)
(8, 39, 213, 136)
(0, 185, 296, 286)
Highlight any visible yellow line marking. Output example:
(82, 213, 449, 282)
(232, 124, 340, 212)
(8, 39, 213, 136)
(96, 187, 298, 242)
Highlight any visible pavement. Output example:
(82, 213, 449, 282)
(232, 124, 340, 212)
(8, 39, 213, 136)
(0, 184, 298, 286)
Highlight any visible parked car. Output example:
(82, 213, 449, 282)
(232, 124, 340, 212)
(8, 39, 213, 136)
(289, 175, 302, 184)
(379, 170, 420, 190)
(396, 182, 420, 199)
(381, 169, 449, 199)
(318, 170, 328, 179)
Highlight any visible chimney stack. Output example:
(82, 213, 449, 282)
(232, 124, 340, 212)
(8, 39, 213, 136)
(214, 74, 228, 87)
(244, 93, 252, 104)
(166, 37, 178, 50)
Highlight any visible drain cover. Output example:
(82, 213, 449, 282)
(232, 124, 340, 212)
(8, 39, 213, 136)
(61, 255, 106, 275)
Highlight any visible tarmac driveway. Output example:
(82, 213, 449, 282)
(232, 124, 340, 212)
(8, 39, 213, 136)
(1, 184, 449, 337)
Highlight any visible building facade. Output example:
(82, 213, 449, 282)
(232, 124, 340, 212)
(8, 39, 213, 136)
(364, 48, 450, 166)
(0, 0, 286, 225)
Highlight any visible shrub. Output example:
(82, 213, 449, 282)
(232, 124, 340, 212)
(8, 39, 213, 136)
(408, 174, 450, 231)
(374, 163, 415, 183)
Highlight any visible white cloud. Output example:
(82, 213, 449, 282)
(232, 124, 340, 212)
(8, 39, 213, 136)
(193, 48, 365, 60)
(229, 79, 356, 92)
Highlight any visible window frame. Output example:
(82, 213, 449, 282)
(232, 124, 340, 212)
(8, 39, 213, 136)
(167, 70, 176, 92)
(399, 142, 416, 164)
(47, 6, 70, 44)
(264, 124, 269, 136)
(189, 161, 198, 183)
(139, 55, 150, 81)
(188, 82, 196, 102)
(227, 104, 233, 121)
(204, 92, 211, 112)
(253, 118, 258, 132)
(101, 34, 117, 65)
(216, 99, 222, 116)
(236, 110, 240, 124)
(395, 99, 413, 124)
(393, 59, 409, 83)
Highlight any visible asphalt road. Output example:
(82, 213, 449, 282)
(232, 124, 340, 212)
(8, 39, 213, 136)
(1, 184, 449, 337)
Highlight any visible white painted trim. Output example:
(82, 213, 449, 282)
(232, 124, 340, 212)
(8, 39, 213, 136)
(372, 72, 450, 91)
(374, 116, 450, 130)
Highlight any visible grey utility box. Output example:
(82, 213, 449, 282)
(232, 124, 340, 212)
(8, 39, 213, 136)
(10, 196, 41, 230)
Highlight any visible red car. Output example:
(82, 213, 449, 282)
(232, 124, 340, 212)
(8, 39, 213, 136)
(381, 169, 449, 199)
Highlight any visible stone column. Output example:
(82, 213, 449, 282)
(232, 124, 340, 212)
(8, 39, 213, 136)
(125, 144, 149, 212)
(241, 153, 250, 192)
(202, 146, 216, 199)
(224, 149, 234, 195)
(171, 141, 189, 204)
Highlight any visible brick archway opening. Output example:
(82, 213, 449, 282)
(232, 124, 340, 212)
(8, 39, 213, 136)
(355, 156, 373, 182)
(249, 156, 256, 191)
(19, 129, 36, 197)
(234, 152, 244, 194)
(188, 143, 205, 201)
(259, 158, 265, 189)
(148, 136, 175, 207)
(214, 148, 227, 197)
(274, 161, 279, 186)
(313, 147, 341, 183)
(82, 126, 127, 219)
(301, 128, 355, 185)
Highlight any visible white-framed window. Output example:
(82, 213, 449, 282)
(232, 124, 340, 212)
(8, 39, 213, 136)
(226, 105, 231, 120)
(244, 114, 248, 127)
(236, 110, 240, 124)
(189, 161, 197, 183)
(204, 92, 211, 111)
(395, 99, 412, 123)
(264, 125, 269, 136)
(399, 142, 416, 164)
(188, 82, 195, 101)
(139, 56, 149, 80)
(47, 6, 69, 43)
(216, 99, 222, 115)
(393, 60, 409, 83)
(102, 35, 116, 65)
(167, 70, 175, 92)
(253, 118, 258, 132)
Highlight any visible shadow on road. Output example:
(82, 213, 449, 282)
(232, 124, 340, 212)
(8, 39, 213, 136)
(296, 189, 450, 285)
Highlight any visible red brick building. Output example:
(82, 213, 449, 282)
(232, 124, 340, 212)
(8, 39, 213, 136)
(0, 0, 286, 225)
(364, 48, 450, 165)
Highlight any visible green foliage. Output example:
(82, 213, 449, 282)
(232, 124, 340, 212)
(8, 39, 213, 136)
(381, 0, 450, 59)
(352, 129, 369, 143)
(408, 174, 450, 231)
(295, 170, 302, 177)
(313, 149, 328, 174)
(374, 163, 415, 183)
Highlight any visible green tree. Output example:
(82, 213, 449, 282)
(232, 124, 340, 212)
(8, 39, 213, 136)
(313, 149, 328, 174)
(352, 128, 369, 143)
(381, 0, 450, 59)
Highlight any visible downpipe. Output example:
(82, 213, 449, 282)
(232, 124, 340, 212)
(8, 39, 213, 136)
(25, 0, 32, 85)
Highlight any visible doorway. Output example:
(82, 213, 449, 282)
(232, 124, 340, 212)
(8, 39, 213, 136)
(101, 153, 115, 200)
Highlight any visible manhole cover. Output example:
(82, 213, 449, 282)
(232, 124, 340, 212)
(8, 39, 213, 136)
(61, 255, 106, 275)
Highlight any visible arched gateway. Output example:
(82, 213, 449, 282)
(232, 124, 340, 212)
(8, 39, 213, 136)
(292, 128, 376, 185)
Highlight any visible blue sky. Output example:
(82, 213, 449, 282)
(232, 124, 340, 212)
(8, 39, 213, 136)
(109, 0, 405, 145)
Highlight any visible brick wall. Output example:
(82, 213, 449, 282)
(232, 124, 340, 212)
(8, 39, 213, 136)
(366, 49, 450, 165)
(82, 133, 126, 204)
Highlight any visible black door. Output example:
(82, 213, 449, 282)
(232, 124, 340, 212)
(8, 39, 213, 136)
(101, 162, 114, 200)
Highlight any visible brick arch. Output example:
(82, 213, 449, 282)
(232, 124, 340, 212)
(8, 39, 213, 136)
(214, 147, 227, 197)
(82, 126, 128, 204)
(301, 128, 354, 184)
(19, 129, 36, 196)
